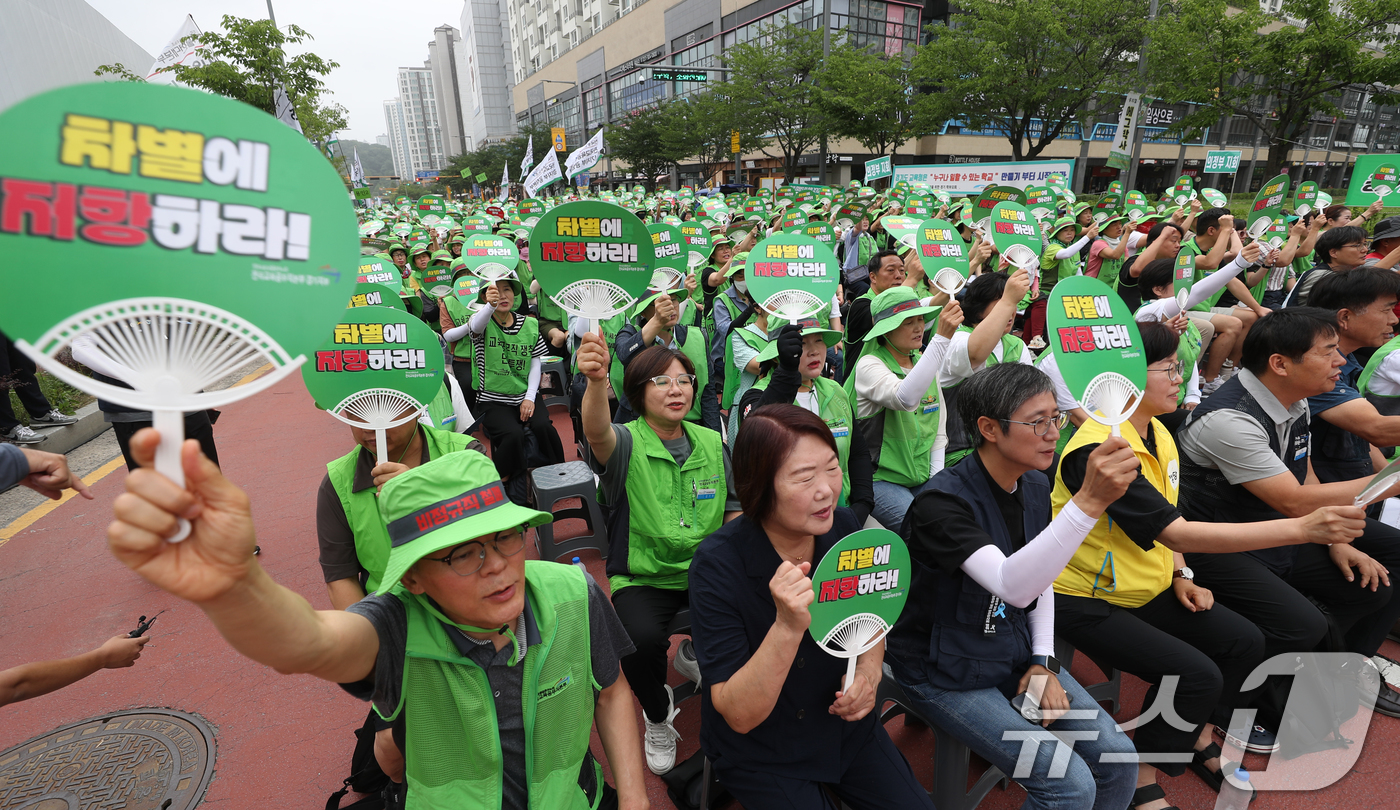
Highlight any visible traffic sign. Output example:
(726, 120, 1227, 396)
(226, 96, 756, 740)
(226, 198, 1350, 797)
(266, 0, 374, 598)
(731, 130, 741, 153)
(651, 67, 708, 82)
(552, 127, 567, 151)
(866, 155, 892, 181)
(1204, 150, 1241, 174)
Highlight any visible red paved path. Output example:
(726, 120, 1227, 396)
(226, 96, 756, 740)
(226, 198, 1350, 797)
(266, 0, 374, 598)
(2, 370, 1398, 809)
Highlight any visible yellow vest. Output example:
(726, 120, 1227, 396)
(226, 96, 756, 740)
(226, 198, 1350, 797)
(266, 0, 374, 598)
(1050, 418, 1178, 608)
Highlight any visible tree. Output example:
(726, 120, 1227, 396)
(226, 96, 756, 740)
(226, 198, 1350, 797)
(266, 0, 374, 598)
(608, 105, 683, 190)
(663, 91, 763, 185)
(1147, 0, 1400, 179)
(817, 36, 918, 159)
(441, 123, 554, 197)
(722, 23, 830, 180)
(911, 0, 1148, 161)
(96, 16, 347, 146)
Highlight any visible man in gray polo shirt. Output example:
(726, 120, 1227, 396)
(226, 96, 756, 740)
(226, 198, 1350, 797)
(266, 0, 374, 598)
(1177, 307, 1400, 724)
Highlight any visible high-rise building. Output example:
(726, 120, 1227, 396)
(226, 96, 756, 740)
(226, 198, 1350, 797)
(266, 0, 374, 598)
(1, 0, 154, 112)
(390, 66, 450, 179)
(427, 24, 471, 156)
(375, 134, 390, 147)
(460, 0, 519, 148)
(382, 98, 411, 180)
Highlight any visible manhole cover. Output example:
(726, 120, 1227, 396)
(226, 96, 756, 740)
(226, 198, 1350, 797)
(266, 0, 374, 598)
(0, 708, 215, 810)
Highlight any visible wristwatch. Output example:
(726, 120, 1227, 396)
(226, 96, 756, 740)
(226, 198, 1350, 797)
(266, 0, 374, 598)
(1174, 567, 1194, 581)
(1028, 654, 1061, 674)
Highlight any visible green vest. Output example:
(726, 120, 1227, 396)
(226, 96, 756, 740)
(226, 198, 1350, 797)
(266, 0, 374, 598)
(443, 295, 475, 361)
(1096, 243, 1125, 289)
(750, 374, 853, 506)
(325, 426, 474, 592)
(424, 381, 457, 432)
(479, 315, 540, 396)
(722, 325, 770, 409)
(605, 419, 727, 592)
(848, 343, 941, 489)
(610, 325, 710, 423)
(571, 314, 624, 374)
(944, 325, 1026, 466)
(1360, 335, 1400, 413)
(1040, 238, 1079, 288)
(393, 562, 599, 810)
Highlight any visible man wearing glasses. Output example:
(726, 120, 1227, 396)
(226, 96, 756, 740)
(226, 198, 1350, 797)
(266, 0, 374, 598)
(106, 435, 650, 810)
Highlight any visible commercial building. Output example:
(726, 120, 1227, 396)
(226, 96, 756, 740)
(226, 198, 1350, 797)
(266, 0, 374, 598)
(507, 0, 1399, 193)
(1, 0, 153, 113)
(460, 0, 520, 147)
(383, 98, 412, 180)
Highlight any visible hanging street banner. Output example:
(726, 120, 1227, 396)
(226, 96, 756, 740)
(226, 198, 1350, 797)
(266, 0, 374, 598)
(1107, 92, 1142, 170)
(551, 127, 567, 152)
(566, 129, 606, 179)
(1203, 150, 1242, 174)
(524, 148, 564, 198)
(865, 155, 892, 182)
(892, 159, 1075, 195)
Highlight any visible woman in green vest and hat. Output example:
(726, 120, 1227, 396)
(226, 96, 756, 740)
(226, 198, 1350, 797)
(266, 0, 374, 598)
(736, 321, 875, 524)
(612, 283, 719, 430)
(578, 336, 740, 775)
(1086, 214, 1131, 289)
(109, 437, 651, 810)
(458, 276, 565, 505)
(440, 262, 486, 415)
(847, 285, 964, 529)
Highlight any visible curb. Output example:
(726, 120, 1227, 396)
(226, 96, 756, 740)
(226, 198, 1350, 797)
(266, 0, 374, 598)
(22, 402, 110, 456)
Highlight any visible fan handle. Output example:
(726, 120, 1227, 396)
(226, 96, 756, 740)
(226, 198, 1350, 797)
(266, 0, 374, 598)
(151, 407, 191, 542)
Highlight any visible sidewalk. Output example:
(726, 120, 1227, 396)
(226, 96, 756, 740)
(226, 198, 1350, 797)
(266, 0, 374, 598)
(2, 368, 1398, 809)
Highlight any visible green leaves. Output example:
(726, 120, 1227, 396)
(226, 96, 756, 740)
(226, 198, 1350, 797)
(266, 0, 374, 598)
(723, 23, 831, 180)
(816, 36, 918, 159)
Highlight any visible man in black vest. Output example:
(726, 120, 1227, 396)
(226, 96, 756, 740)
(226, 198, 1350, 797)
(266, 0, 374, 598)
(1178, 307, 1400, 724)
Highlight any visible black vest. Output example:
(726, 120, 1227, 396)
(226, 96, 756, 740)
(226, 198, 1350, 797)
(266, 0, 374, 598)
(1179, 375, 1309, 573)
(901, 456, 1044, 692)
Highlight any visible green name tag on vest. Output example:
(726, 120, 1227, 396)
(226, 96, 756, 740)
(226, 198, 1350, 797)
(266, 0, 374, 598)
(922, 399, 940, 415)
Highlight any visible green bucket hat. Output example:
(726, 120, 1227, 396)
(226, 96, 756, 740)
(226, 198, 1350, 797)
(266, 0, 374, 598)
(373, 451, 552, 595)
(1048, 216, 1078, 238)
(724, 251, 750, 278)
(430, 249, 453, 264)
(865, 286, 940, 342)
(387, 241, 408, 256)
(1099, 214, 1128, 230)
(477, 275, 525, 303)
(632, 287, 691, 316)
(409, 242, 431, 258)
(755, 318, 842, 363)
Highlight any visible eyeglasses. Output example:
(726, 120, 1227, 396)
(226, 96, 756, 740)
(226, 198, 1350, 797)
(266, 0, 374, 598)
(649, 374, 697, 389)
(424, 530, 526, 577)
(1005, 412, 1070, 436)
(1344, 242, 1368, 250)
(1149, 361, 1185, 381)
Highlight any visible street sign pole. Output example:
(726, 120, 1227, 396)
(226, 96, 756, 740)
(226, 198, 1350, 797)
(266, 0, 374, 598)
(734, 130, 742, 188)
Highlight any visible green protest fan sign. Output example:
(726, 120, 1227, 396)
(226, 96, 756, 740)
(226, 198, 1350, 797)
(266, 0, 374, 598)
(1201, 188, 1229, 208)
(747, 232, 839, 321)
(1294, 181, 1320, 215)
(416, 265, 455, 298)
(988, 201, 1042, 271)
(917, 218, 970, 294)
(1124, 190, 1151, 223)
(359, 219, 384, 236)
(350, 281, 408, 312)
(463, 215, 493, 232)
(1024, 186, 1057, 221)
(807, 528, 910, 689)
(418, 195, 446, 214)
(301, 306, 443, 465)
(1047, 275, 1147, 436)
(528, 201, 654, 332)
(1106, 180, 1125, 197)
(358, 258, 401, 286)
(1371, 164, 1399, 201)
(1170, 175, 1195, 205)
(679, 222, 712, 269)
(1172, 253, 1194, 306)
(880, 215, 922, 253)
(1246, 174, 1290, 239)
(0, 81, 356, 542)
(648, 222, 687, 278)
(518, 198, 547, 225)
(780, 208, 809, 229)
(904, 195, 934, 218)
(460, 233, 519, 281)
(1093, 193, 1123, 223)
(832, 200, 871, 230)
(803, 221, 836, 245)
(972, 186, 1026, 228)
(453, 274, 485, 304)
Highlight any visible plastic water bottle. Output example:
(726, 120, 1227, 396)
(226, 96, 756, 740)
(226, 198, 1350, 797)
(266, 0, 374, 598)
(1213, 768, 1251, 810)
(572, 556, 587, 573)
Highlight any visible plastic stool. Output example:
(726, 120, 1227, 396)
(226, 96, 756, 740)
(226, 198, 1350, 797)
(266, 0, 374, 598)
(1054, 637, 1122, 715)
(877, 664, 1010, 810)
(530, 462, 609, 562)
(539, 357, 570, 412)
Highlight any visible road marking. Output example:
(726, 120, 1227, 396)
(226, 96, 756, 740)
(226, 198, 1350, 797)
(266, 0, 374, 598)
(0, 362, 274, 544)
(0, 455, 125, 544)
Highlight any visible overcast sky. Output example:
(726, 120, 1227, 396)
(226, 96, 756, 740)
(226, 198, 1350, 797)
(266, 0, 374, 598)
(88, 0, 463, 142)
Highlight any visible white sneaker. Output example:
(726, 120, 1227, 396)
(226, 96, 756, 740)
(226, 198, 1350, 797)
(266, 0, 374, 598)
(643, 684, 681, 775)
(1221, 360, 1238, 379)
(1027, 336, 1047, 351)
(4, 425, 45, 445)
(30, 409, 77, 426)
(1200, 375, 1227, 396)
(674, 637, 701, 686)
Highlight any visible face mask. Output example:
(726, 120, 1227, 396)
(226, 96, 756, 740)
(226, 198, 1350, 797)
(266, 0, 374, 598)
(734, 279, 748, 295)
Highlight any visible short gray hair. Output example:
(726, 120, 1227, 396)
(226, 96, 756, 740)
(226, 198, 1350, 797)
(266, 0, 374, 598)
(958, 363, 1055, 448)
